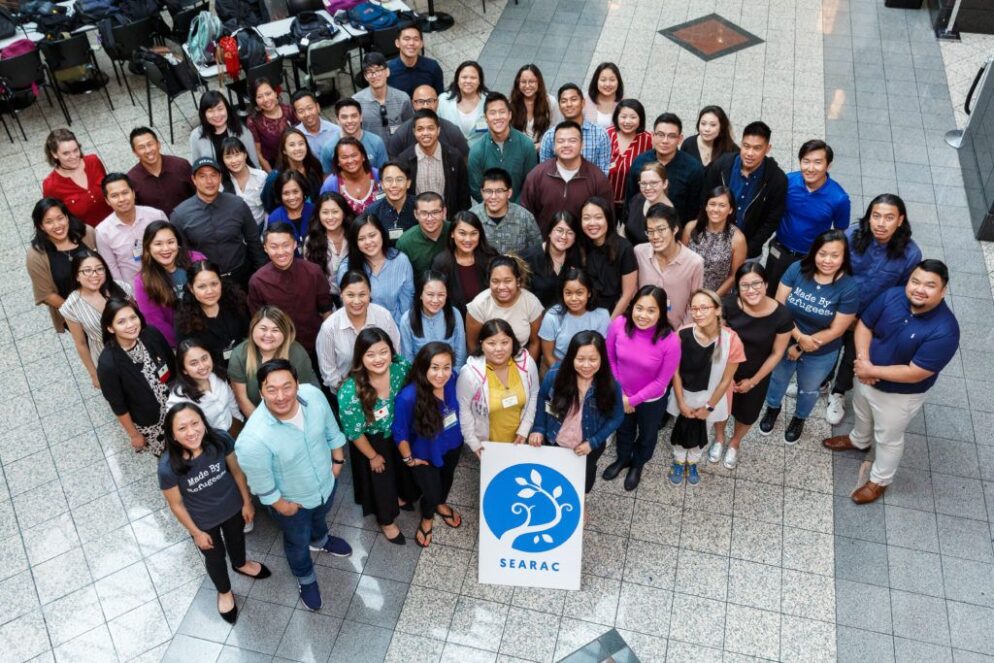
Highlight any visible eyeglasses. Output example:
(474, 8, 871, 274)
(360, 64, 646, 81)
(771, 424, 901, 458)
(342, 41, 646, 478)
(79, 267, 106, 277)
(739, 281, 765, 291)
(419, 209, 444, 218)
(653, 131, 680, 140)
(552, 227, 575, 238)
(482, 188, 508, 198)
(382, 176, 407, 185)
(690, 305, 715, 313)
(365, 67, 387, 77)
(645, 227, 670, 237)
(412, 98, 437, 107)
(378, 105, 388, 128)
(639, 180, 663, 188)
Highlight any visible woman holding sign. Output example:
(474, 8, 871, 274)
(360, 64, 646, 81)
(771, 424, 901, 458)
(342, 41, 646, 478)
(393, 342, 465, 548)
(529, 331, 624, 493)
(457, 319, 540, 456)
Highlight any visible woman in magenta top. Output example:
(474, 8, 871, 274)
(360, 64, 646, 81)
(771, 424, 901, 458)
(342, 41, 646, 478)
(602, 284, 681, 491)
(41, 129, 113, 227)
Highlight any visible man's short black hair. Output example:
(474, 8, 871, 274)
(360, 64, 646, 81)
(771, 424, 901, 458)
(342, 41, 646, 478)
(128, 126, 158, 148)
(257, 358, 298, 390)
(412, 108, 440, 126)
(557, 83, 582, 101)
(798, 139, 834, 164)
(482, 168, 512, 189)
(483, 92, 510, 113)
(652, 113, 682, 134)
(915, 258, 950, 286)
(553, 120, 582, 139)
(101, 172, 133, 197)
(291, 88, 318, 105)
(397, 21, 423, 39)
(335, 98, 362, 116)
(742, 121, 772, 142)
(263, 221, 298, 242)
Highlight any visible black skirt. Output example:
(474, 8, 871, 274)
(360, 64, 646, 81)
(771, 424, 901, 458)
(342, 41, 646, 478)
(350, 432, 420, 524)
(670, 414, 708, 450)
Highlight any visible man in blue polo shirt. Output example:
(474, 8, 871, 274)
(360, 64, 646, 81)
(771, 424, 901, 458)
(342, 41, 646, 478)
(821, 259, 959, 504)
(764, 139, 850, 294)
(235, 359, 352, 610)
(387, 23, 444, 97)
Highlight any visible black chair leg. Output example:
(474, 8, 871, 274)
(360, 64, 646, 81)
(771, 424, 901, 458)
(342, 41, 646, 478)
(167, 98, 174, 144)
(122, 68, 135, 106)
(0, 115, 12, 143)
(146, 77, 153, 128)
(111, 60, 122, 86)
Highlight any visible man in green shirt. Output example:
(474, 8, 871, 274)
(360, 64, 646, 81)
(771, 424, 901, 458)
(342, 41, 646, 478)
(468, 92, 538, 203)
(396, 191, 450, 276)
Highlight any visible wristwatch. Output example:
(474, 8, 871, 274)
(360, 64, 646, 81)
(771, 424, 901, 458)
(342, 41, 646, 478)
(705, 403, 715, 412)
(332, 459, 345, 465)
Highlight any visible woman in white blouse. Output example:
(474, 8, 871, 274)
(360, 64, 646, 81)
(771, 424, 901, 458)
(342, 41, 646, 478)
(60, 250, 133, 389)
(221, 137, 268, 232)
(167, 339, 243, 436)
(303, 192, 353, 302)
(437, 61, 490, 151)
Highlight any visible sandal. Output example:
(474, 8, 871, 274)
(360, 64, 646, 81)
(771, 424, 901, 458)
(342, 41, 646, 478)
(437, 506, 462, 529)
(415, 523, 433, 548)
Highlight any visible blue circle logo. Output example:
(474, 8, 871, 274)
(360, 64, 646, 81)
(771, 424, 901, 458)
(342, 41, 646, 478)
(482, 463, 581, 553)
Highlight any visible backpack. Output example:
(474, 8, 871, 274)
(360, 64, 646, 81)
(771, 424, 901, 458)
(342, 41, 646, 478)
(347, 2, 397, 31)
(132, 45, 196, 96)
(325, 0, 361, 12)
(0, 6, 15, 39)
(119, 0, 161, 21)
(19, 1, 80, 37)
(0, 38, 36, 59)
(233, 26, 269, 71)
(290, 11, 338, 50)
(185, 10, 221, 67)
(75, 0, 122, 22)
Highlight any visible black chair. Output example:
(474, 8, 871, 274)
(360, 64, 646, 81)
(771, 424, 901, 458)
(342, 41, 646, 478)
(143, 55, 199, 144)
(226, 56, 288, 110)
(167, 0, 208, 43)
(368, 25, 400, 60)
(40, 33, 115, 113)
(105, 16, 159, 105)
(0, 80, 22, 142)
(286, 0, 323, 16)
(0, 47, 70, 128)
(300, 38, 354, 103)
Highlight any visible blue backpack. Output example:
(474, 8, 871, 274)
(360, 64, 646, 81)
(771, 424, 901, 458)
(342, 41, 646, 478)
(347, 2, 397, 31)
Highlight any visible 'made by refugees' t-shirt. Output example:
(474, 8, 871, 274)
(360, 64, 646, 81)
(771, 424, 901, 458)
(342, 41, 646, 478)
(157, 430, 242, 530)
(780, 261, 859, 355)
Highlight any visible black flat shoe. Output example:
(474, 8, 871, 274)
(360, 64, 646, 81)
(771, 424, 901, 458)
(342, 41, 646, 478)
(233, 562, 272, 579)
(385, 530, 406, 545)
(219, 602, 238, 624)
(399, 502, 415, 511)
(624, 464, 643, 492)
(602, 458, 629, 481)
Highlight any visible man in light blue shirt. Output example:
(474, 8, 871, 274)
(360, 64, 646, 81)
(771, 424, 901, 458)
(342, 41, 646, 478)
(235, 359, 351, 611)
(538, 83, 611, 175)
(320, 98, 388, 173)
(292, 89, 340, 158)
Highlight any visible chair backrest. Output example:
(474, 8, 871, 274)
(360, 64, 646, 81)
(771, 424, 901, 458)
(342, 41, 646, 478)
(0, 48, 45, 89)
(40, 33, 93, 71)
(108, 15, 158, 58)
(370, 25, 400, 59)
(245, 57, 283, 92)
(287, 0, 323, 16)
(306, 39, 349, 76)
(169, 0, 206, 41)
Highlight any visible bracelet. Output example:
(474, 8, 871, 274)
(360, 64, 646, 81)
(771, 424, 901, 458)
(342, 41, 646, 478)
(403, 456, 414, 465)
(332, 458, 345, 465)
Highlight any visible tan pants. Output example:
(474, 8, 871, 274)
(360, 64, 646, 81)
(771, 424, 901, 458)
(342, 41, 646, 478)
(849, 381, 927, 486)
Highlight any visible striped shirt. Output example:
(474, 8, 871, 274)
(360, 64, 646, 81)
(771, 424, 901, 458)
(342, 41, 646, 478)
(354, 86, 414, 144)
(59, 281, 134, 365)
(415, 144, 446, 198)
(607, 128, 653, 205)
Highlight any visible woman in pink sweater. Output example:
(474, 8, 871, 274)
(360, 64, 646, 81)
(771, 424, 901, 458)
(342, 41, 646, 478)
(602, 285, 681, 490)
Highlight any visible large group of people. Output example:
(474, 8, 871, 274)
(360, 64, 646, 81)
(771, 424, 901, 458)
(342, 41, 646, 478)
(25, 21, 961, 623)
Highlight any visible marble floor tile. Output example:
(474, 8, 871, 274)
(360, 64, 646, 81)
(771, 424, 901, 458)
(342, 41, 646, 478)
(780, 614, 837, 663)
(724, 603, 781, 660)
(498, 606, 560, 662)
(394, 584, 458, 640)
(224, 597, 295, 656)
(274, 609, 343, 663)
(42, 585, 106, 647)
(447, 595, 511, 652)
(106, 598, 173, 661)
(344, 575, 410, 630)
(562, 574, 621, 627)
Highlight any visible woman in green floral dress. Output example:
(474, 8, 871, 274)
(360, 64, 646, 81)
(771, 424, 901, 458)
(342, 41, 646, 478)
(337, 327, 419, 544)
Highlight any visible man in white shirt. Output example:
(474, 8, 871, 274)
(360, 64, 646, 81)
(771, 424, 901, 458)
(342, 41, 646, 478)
(95, 172, 167, 283)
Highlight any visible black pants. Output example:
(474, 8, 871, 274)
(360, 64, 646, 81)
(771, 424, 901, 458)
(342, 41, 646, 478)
(199, 511, 246, 594)
(583, 443, 607, 493)
(763, 238, 805, 296)
(351, 433, 415, 526)
(616, 398, 668, 466)
(829, 328, 857, 395)
(411, 445, 461, 519)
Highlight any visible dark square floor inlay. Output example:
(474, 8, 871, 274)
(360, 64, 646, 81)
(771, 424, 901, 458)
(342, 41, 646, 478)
(659, 13, 764, 61)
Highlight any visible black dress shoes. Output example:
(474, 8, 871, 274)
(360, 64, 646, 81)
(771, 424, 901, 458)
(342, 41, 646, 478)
(624, 464, 643, 491)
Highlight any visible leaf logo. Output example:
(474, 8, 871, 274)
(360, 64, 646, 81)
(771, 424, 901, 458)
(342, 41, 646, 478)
(482, 463, 581, 553)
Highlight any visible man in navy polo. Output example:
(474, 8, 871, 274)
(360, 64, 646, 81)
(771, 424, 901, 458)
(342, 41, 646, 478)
(821, 259, 959, 504)
(764, 139, 850, 294)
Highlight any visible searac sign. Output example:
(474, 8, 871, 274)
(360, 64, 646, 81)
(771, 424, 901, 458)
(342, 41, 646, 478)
(478, 443, 585, 591)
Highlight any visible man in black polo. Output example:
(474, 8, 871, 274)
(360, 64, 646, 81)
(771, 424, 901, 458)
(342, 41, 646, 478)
(625, 113, 705, 224)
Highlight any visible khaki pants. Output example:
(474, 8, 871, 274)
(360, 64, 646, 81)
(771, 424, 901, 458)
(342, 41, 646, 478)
(849, 381, 927, 486)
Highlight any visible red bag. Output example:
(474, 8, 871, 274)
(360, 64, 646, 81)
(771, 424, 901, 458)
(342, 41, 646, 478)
(217, 35, 240, 78)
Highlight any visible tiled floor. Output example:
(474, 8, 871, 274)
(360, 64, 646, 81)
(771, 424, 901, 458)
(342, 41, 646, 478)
(0, 0, 992, 661)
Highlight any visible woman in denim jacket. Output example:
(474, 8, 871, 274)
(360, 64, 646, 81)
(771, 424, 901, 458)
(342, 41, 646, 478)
(528, 331, 624, 493)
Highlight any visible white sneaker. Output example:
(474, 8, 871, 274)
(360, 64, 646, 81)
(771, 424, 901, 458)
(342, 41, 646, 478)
(826, 393, 846, 426)
(708, 443, 724, 464)
(723, 447, 738, 470)
(786, 383, 797, 398)
(243, 520, 254, 534)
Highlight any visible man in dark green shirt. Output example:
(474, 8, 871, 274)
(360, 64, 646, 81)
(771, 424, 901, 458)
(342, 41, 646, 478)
(396, 191, 451, 276)
(468, 92, 538, 203)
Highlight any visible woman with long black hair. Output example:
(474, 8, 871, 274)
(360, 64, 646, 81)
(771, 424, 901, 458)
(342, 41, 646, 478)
(174, 260, 249, 368)
(337, 214, 414, 322)
(529, 331, 624, 493)
(159, 402, 269, 624)
(303, 192, 353, 301)
(393, 342, 464, 548)
(167, 339, 243, 436)
(579, 197, 637, 317)
(521, 210, 583, 309)
(337, 328, 417, 544)
(399, 271, 467, 368)
(190, 91, 259, 166)
(430, 210, 499, 313)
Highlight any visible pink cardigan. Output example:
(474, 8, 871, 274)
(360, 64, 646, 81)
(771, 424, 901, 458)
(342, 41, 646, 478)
(605, 315, 681, 406)
(133, 250, 206, 346)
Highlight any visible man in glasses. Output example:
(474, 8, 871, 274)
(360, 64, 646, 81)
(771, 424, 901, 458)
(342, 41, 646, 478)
(469, 168, 541, 255)
(625, 113, 705, 225)
(387, 84, 468, 159)
(353, 52, 413, 144)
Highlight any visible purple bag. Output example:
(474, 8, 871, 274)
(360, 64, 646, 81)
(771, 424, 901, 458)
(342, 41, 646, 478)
(325, 0, 362, 12)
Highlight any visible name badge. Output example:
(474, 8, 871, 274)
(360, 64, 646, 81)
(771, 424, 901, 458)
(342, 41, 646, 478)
(374, 191, 386, 201)
(132, 239, 142, 262)
(223, 348, 233, 361)
(443, 411, 458, 429)
(544, 401, 556, 416)
(501, 394, 519, 409)
(769, 245, 781, 260)
(388, 227, 404, 241)
(373, 405, 389, 421)
(156, 363, 171, 383)
(474, 117, 488, 132)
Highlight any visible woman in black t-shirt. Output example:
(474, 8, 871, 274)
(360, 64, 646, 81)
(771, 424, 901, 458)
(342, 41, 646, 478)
(579, 197, 637, 317)
(174, 260, 250, 369)
(712, 264, 793, 469)
(521, 210, 583, 309)
(158, 402, 270, 624)
(431, 211, 499, 314)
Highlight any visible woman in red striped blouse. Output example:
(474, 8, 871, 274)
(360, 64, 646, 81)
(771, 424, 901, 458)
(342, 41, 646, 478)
(606, 99, 653, 220)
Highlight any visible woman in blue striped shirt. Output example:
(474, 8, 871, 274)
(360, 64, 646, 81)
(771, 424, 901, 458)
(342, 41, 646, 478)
(399, 271, 466, 368)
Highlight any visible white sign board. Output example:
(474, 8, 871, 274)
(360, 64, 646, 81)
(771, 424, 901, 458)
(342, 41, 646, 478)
(478, 442, 586, 591)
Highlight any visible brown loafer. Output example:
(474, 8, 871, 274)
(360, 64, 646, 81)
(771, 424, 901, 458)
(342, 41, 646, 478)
(822, 435, 858, 452)
(851, 481, 886, 504)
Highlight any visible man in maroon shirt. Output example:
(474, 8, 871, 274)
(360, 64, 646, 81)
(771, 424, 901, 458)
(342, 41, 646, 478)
(248, 222, 332, 355)
(127, 127, 195, 217)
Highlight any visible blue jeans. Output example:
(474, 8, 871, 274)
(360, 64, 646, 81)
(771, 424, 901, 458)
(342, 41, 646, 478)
(765, 350, 840, 420)
(268, 485, 336, 585)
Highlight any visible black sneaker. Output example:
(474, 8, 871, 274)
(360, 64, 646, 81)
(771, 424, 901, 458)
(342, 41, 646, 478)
(602, 458, 629, 481)
(784, 416, 805, 445)
(758, 407, 780, 435)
